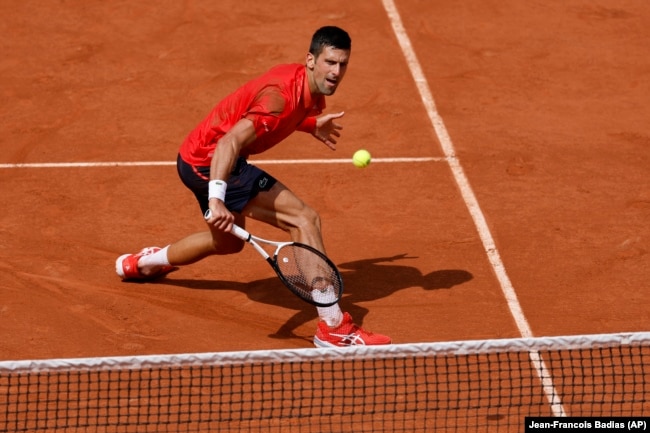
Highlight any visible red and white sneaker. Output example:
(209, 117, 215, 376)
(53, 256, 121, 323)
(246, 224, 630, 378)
(115, 247, 173, 280)
(313, 312, 391, 348)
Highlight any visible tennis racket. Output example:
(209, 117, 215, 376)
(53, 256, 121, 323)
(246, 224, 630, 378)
(204, 210, 343, 307)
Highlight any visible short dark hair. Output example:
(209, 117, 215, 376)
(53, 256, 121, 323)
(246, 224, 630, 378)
(309, 26, 351, 57)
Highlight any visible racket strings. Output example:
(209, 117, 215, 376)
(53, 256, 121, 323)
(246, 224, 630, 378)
(276, 245, 342, 304)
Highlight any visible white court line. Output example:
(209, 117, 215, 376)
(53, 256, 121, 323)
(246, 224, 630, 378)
(382, 0, 567, 417)
(0, 157, 443, 169)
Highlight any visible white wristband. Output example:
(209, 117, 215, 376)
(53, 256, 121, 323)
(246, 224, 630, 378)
(208, 180, 227, 202)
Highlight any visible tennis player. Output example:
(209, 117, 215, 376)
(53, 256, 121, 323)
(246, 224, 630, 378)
(115, 26, 391, 348)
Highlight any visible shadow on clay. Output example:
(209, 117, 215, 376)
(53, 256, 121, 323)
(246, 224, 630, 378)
(154, 254, 473, 343)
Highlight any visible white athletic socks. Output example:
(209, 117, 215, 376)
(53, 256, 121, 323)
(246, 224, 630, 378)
(313, 287, 344, 328)
(317, 305, 344, 328)
(138, 246, 171, 269)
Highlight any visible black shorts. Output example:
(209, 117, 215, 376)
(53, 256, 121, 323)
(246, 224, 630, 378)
(177, 154, 277, 214)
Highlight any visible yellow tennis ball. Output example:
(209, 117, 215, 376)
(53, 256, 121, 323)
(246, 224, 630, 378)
(352, 149, 371, 168)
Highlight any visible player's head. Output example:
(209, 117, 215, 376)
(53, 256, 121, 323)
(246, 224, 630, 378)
(306, 26, 351, 96)
(309, 26, 351, 58)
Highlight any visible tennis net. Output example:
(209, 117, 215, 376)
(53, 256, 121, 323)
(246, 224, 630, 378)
(1, 332, 648, 432)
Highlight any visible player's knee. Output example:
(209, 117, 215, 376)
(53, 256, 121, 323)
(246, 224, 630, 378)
(293, 206, 322, 234)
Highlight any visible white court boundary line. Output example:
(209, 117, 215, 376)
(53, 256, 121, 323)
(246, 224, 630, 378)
(0, 157, 442, 169)
(381, 0, 566, 417)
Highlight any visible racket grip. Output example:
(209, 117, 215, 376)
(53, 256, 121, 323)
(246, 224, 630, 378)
(204, 209, 250, 241)
(230, 225, 250, 241)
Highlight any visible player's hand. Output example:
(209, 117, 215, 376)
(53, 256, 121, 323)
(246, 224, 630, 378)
(205, 199, 234, 232)
(313, 111, 344, 150)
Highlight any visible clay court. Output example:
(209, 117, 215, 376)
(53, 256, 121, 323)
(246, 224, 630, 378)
(1, 0, 648, 363)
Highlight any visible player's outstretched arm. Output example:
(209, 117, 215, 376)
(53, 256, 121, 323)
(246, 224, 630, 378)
(313, 111, 344, 150)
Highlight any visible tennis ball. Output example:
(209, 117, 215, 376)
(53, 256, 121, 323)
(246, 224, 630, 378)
(352, 149, 371, 168)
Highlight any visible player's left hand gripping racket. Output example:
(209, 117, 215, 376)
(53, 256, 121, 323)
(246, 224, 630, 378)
(204, 210, 343, 307)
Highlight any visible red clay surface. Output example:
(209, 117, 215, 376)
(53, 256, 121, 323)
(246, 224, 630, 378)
(1, 0, 648, 361)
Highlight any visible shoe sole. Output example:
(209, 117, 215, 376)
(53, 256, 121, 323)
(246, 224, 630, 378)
(313, 337, 338, 348)
(115, 254, 131, 278)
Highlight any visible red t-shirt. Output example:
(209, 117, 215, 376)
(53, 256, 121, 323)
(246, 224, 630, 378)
(179, 63, 325, 166)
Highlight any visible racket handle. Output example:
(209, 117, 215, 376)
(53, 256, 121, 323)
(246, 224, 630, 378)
(230, 225, 251, 241)
(204, 209, 251, 241)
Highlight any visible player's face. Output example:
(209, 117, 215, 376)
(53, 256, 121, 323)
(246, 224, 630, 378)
(306, 46, 350, 96)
